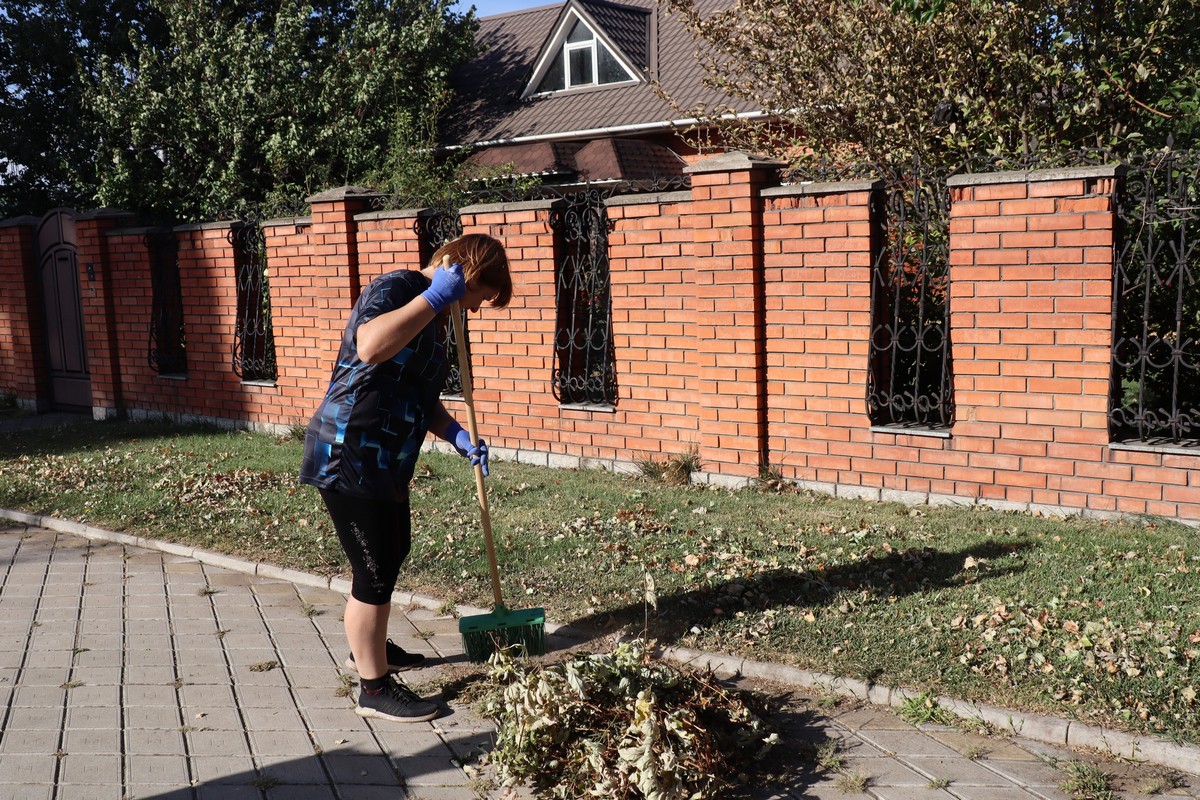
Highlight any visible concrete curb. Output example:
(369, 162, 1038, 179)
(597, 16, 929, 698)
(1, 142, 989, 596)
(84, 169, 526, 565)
(4, 507, 1199, 776)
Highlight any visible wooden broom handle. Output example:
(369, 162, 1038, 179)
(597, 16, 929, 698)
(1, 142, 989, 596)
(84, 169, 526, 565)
(449, 299, 505, 609)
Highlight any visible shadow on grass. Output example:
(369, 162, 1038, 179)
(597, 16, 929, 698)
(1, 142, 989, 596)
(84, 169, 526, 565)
(563, 539, 1031, 647)
(0, 416, 211, 458)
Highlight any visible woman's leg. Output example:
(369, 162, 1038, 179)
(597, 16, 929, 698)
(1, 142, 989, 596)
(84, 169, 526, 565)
(344, 597, 390, 680)
(319, 490, 412, 680)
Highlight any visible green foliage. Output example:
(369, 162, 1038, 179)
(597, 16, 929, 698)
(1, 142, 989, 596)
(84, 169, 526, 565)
(897, 691, 956, 726)
(662, 0, 1200, 167)
(3, 0, 477, 221)
(0, 0, 157, 216)
(1059, 760, 1117, 800)
(484, 639, 778, 799)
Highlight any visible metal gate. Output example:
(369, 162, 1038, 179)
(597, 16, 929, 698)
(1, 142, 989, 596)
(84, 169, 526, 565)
(35, 209, 91, 408)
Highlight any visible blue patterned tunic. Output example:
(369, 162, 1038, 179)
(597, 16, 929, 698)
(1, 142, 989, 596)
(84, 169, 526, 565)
(299, 270, 448, 502)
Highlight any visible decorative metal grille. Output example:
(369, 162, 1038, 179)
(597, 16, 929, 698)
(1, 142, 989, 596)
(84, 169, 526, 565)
(414, 207, 467, 395)
(552, 191, 617, 406)
(145, 227, 187, 375)
(229, 223, 277, 382)
(789, 158, 954, 428)
(375, 177, 690, 407)
(1110, 149, 1200, 446)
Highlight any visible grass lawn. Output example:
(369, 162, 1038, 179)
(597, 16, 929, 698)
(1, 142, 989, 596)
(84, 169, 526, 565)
(2, 418, 1199, 743)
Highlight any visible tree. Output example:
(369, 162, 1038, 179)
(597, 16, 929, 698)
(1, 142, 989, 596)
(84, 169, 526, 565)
(0, 0, 161, 217)
(86, 0, 477, 221)
(662, 0, 1200, 167)
(2, 0, 476, 221)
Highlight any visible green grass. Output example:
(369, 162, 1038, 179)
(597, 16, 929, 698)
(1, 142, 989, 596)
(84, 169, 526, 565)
(898, 692, 956, 727)
(1060, 761, 1116, 799)
(3, 419, 1200, 742)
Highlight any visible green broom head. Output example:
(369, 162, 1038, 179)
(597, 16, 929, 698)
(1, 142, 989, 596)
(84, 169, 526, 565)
(459, 604, 546, 663)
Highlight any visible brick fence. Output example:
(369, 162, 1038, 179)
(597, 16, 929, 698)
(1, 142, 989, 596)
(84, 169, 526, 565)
(2, 153, 1197, 525)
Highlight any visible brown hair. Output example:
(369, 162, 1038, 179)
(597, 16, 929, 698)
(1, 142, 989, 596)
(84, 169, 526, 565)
(429, 233, 513, 309)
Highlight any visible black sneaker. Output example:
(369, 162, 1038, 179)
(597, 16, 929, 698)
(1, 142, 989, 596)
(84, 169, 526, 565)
(355, 678, 439, 723)
(344, 639, 426, 674)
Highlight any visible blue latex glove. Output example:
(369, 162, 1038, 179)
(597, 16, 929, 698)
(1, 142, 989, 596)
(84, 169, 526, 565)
(421, 262, 465, 313)
(444, 421, 489, 476)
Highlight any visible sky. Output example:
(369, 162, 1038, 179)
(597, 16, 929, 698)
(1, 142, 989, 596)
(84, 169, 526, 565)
(455, 0, 551, 17)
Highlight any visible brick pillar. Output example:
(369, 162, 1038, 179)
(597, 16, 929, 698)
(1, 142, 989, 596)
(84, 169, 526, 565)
(684, 152, 785, 482)
(457, 199, 562, 454)
(265, 187, 380, 424)
(947, 166, 1120, 511)
(76, 209, 137, 419)
(0, 216, 49, 409)
(762, 180, 880, 486)
(355, 207, 426, 289)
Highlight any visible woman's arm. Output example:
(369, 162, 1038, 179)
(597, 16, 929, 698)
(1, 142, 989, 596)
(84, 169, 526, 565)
(429, 400, 457, 441)
(356, 262, 464, 364)
(355, 297, 439, 364)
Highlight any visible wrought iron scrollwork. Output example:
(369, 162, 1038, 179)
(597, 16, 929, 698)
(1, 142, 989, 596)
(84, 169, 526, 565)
(1110, 149, 1200, 446)
(145, 227, 187, 375)
(790, 158, 955, 429)
(551, 189, 617, 406)
(372, 177, 689, 406)
(228, 223, 277, 382)
(412, 207, 467, 395)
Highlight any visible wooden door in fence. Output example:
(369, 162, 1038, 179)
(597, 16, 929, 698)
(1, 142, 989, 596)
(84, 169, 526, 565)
(36, 209, 91, 409)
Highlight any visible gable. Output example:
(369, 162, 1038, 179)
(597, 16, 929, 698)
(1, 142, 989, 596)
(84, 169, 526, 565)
(446, 0, 758, 148)
(523, 1, 647, 98)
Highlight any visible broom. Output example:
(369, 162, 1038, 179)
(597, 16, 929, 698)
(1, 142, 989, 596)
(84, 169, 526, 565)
(449, 296, 546, 663)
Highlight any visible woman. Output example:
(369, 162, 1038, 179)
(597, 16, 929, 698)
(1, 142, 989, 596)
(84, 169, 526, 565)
(300, 233, 513, 722)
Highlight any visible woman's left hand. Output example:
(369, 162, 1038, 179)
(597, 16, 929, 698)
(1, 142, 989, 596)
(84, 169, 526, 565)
(452, 425, 489, 477)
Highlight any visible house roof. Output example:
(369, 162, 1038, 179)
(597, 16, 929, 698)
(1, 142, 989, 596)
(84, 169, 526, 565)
(446, 0, 756, 147)
(464, 137, 685, 181)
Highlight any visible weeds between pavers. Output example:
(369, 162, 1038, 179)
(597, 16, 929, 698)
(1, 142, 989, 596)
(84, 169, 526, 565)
(3, 420, 1200, 743)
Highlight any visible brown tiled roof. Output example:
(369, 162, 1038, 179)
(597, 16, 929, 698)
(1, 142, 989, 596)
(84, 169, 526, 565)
(446, 0, 756, 146)
(581, 0, 650, 68)
(464, 137, 685, 182)
(464, 141, 584, 176)
(574, 138, 685, 180)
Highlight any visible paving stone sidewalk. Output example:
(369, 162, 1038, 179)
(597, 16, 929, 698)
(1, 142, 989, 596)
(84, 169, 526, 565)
(1, 522, 1197, 800)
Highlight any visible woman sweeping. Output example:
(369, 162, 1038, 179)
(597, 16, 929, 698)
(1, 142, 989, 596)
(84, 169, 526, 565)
(299, 233, 513, 722)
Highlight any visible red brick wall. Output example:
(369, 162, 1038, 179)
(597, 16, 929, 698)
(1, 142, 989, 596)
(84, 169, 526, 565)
(762, 181, 878, 490)
(948, 171, 1200, 522)
(0, 218, 46, 407)
(75, 210, 137, 418)
(4, 161, 1198, 525)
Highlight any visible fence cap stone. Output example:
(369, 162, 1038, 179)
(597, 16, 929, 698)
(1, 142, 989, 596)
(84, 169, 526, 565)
(305, 186, 382, 203)
(173, 220, 238, 232)
(946, 164, 1125, 187)
(355, 208, 427, 221)
(764, 179, 883, 197)
(0, 215, 40, 228)
(260, 216, 312, 229)
(460, 197, 564, 214)
(76, 208, 136, 221)
(684, 151, 787, 175)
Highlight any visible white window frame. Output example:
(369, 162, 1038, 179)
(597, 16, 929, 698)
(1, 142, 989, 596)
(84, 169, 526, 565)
(564, 36, 597, 90)
(523, 8, 641, 99)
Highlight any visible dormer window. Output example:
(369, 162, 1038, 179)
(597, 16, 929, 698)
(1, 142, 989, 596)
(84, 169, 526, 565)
(528, 11, 639, 97)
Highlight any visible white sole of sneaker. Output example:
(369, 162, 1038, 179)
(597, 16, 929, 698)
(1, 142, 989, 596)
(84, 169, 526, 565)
(355, 704, 439, 723)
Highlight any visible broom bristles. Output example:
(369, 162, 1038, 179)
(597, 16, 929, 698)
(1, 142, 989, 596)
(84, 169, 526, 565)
(459, 606, 546, 662)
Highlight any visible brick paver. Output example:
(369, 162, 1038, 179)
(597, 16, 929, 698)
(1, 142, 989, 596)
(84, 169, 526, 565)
(1, 523, 1197, 800)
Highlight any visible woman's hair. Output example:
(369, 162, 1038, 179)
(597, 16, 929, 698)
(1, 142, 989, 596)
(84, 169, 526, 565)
(430, 233, 513, 309)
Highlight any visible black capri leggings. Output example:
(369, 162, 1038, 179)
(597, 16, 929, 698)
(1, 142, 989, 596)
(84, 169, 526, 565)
(320, 489, 412, 605)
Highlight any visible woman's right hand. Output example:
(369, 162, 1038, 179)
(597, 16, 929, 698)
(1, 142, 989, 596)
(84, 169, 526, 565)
(421, 262, 466, 312)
